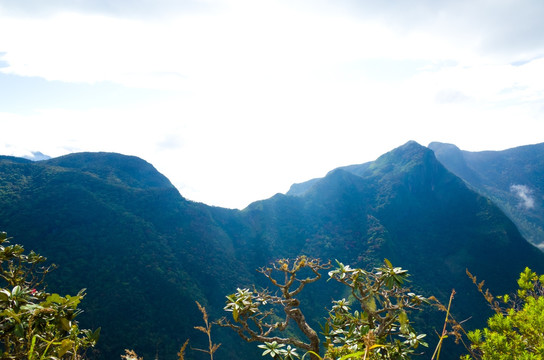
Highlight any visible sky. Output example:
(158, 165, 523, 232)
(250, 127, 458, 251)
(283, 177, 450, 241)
(1, 0, 543, 209)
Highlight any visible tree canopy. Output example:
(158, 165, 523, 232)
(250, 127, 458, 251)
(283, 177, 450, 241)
(219, 256, 429, 360)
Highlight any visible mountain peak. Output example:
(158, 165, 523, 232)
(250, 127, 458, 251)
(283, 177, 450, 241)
(391, 139, 429, 154)
(286, 141, 436, 197)
(2, 141, 544, 360)
(366, 140, 437, 178)
(401, 139, 422, 148)
(23, 151, 51, 161)
(45, 152, 175, 190)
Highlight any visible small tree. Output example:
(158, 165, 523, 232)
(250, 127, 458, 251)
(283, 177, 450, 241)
(324, 259, 428, 359)
(461, 267, 544, 360)
(219, 256, 428, 360)
(0, 231, 99, 359)
(218, 256, 330, 360)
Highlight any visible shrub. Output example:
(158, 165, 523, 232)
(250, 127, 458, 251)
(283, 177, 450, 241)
(219, 256, 428, 360)
(0, 231, 99, 359)
(462, 267, 544, 360)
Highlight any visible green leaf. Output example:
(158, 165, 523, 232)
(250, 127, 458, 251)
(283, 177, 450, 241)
(65, 294, 82, 308)
(339, 350, 366, 360)
(60, 318, 71, 331)
(11, 285, 22, 297)
(91, 327, 101, 342)
(384, 258, 393, 269)
(45, 293, 64, 305)
(28, 335, 37, 360)
(2, 308, 21, 323)
(399, 310, 409, 334)
(57, 339, 74, 357)
(0, 289, 10, 301)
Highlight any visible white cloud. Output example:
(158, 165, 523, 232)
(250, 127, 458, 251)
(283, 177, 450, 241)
(511, 184, 536, 210)
(315, 0, 544, 64)
(1, 0, 544, 208)
(0, 2, 476, 87)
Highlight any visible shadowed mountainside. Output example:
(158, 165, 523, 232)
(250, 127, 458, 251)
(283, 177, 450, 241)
(1, 142, 543, 359)
(429, 141, 544, 249)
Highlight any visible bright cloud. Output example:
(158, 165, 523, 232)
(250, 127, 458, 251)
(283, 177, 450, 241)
(511, 184, 536, 210)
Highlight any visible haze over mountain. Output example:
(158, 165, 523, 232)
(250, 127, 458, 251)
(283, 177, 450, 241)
(0, 141, 543, 360)
(429, 141, 544, 249)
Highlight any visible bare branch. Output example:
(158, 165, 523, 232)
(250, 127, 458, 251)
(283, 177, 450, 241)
(221, 256, 329, 360)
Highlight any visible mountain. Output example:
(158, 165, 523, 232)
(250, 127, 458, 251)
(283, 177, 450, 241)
(284, 140, 544, 298)
(1, 142, 544, 360)
(24, 151, 51, 161)
(428, 142, 544, 249)
(0, 152, 255, 359)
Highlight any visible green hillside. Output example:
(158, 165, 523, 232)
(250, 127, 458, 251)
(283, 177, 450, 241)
(1, 142, 543, 359)
(0, 153, 255, 359)
(429, 142, 544, 249)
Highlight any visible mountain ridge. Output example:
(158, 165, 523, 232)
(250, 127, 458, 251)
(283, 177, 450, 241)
(428, 141, 544, 248)
(1, 141, 543, 359)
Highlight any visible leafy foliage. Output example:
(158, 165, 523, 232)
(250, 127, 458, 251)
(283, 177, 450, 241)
(324, 259, 428, 359)
(218, 256, 330, 359)
(258, 341, 300, 360)
(0, 155, 243, 359)
(221, 257, 429, 360)
(462, 267, 544, 360)
(3, 143, 544, 360)
(0, 232, 99, 359)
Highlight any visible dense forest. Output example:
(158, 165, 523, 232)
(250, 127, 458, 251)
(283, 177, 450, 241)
(429, 142, 544, 249)
(1, 141, 543, 359)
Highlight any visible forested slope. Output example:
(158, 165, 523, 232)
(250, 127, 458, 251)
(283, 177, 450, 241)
(1, 142, 543, 359)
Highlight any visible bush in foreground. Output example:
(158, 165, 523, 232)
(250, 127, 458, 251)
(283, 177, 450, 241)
(461, 267, 544, 360)
(0, 232, 99, 359)
(218, 256, 429, 360)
